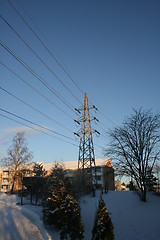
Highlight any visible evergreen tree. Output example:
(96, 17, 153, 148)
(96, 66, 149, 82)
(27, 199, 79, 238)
(43, 164, 84, 239)
(92, 196, 114, 240)
(127, 180, 137, 191)
(33, 162, 46, 177)
(22, 163, 46, 205)
(146, 168, 157, 191)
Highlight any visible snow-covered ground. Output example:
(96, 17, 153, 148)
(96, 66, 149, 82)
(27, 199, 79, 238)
(81, 191, 160, 240)
(0, 193, 59, 240)
(0, 191, 160, 240)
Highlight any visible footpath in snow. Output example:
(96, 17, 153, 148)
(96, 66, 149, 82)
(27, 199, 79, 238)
(0, 193, 53, 240)
(0, 191, 160, 240)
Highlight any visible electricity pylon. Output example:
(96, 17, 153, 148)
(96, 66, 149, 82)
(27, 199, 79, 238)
(74, 92, 99, 186)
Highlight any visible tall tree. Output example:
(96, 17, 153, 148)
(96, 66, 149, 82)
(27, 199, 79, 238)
(43, 163, 84, 239)
(3, 132, 33, 193)
(106, 109, 160, 201)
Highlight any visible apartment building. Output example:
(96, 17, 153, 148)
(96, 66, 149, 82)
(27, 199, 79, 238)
(1, 169, 11, 193)
(0, 167, 34, 193)
(0, 158, 114, 192)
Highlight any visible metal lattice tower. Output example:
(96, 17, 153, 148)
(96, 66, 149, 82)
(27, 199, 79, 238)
(74, 92, 99, 184)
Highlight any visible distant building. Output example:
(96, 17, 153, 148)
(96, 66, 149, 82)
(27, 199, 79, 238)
(1, 169, 11, 193)
(0, 158, 115, 192)
(93, 159, 115, 190)
(0, 166, 34, 193)
(115, 180, 127, 191)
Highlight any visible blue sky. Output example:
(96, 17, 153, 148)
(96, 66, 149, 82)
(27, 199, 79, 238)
(0, 0, 160, 164)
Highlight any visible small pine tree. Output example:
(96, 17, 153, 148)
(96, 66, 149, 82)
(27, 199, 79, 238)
(92, 196, 114, 240)
(59, 194, 84, 239)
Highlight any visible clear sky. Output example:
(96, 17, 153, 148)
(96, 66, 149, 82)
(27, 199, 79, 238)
(0, 0, 160, 164)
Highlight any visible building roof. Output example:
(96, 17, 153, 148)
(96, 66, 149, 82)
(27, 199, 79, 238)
(0, 158, 111, 172)
(43, 158, 110, 170)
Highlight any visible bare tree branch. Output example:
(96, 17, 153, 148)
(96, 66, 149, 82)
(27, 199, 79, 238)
(106, 108, 160, 201)
(2, 132, 33, 193)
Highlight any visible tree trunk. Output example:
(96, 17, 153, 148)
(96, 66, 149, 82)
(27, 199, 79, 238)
(36, 193, 38, 205)
(141, 189, 146, 202)
(30, 193, 33, 205)
(11, 173, 16, 194)
(20, 195, 23, 205)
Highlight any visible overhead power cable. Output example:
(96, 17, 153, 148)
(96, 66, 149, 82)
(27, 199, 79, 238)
(93, 146, 105, 156)
(0, 61, 73, 120)
(0, 108, 77, 143)
(0, 86, 74, 133)
(5, 2, 84, 103)
(0, 40, 75, 113)
(98, 111, 117, 127)
(14, 0, 69, 73)
(7, 0, 116, 132)
(88, 99, 116, 128)
(0, 113, 78, 147)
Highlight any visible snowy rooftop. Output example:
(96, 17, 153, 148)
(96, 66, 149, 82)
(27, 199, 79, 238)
(42, 158, 109, 171)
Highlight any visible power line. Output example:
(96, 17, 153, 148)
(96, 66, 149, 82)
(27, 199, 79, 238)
(0, 108, 77, 143)
(0, 14, 82, 105)
(94, 145, 105, 156)
(0, 61, 73, 120)
(7, 0, 117, 129)
(6, 0, 117, 135)
(0, 40, 75, 114)
(16, 0, 69, 73)
(88, 101, 116, 128)
(1, 0, 117, 163)
(98, 110, 117, 127)
(8, 0, 85, 95)
(5, 2, 84, 104)
(0, 86, 74, 133)
(0, 113, 78, 147)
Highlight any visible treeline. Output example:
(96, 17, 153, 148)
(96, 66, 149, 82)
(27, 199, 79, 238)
(21, 162, 114, 240)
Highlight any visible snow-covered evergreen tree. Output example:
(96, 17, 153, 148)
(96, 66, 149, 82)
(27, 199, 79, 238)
(43, 164, 84, 239)
(92, 196, 114, 240)
(33, 162, 46, 177)
(146, 168, 158, 191)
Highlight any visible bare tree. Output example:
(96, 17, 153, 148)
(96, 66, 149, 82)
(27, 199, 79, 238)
(3, 132, 33, 193)
(106, 109, 160, 201)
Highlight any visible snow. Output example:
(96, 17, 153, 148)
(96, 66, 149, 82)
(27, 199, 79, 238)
(0, 191, 160, 240)
(0, 193, 58, 240)
(80, 191, 160, 240)
(39, 158, 109, 171)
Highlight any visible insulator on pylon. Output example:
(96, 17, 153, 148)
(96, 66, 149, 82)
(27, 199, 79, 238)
(74, 132, 80, 137)
(95, 130, 100, 136)
(93, 105, 98, 112)
(75, 108, 81, 114)
(94, 117, 99, 122)
(74, 120, 80, 125)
